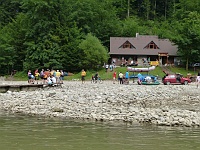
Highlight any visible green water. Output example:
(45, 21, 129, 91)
(0, 113, 200, 150)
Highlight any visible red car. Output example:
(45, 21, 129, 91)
(162, 74, 191, 85)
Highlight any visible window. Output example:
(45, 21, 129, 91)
(119, 41, 136, 49)
(144, 41, 159, 49)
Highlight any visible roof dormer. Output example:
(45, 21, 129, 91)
(144, 41, 160, 49)
(119, 41, 136, 49)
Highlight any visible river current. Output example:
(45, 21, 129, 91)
(0, 112, 200, 150)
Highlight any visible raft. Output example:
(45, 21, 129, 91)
(141, 81, 160, 85)
(127, 66, 155, 72)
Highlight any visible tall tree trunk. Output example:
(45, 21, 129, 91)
(186, 57, 189, 71)
(127, 0, 130, 18)
(154, 0, 156, 20)
(173, 0, 176, 13)
(165, 0, 167, 21)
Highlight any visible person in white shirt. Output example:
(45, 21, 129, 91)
(196, 75, 200, 88)
(47, 76, 52, 85)
(51, 76, 56, 84)
(145, 76, 151, 83)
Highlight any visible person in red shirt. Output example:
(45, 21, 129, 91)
(113, 71, 117, 84)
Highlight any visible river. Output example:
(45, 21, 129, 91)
(0, 112, 200, 150)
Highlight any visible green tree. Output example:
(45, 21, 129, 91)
(19, 0, 81, 71)
(0, 0, 21, 27)
(0, 13, 29, 74)
(78, 33, 109, 70)
(171, 12, 200, 70)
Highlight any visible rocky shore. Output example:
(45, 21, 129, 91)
(0, 81, 200, 127)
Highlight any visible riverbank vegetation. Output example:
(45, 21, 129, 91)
(1, 0, 200, 75)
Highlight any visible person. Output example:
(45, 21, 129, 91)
(125, 71, 129, 84)
(81, 69, 86, 83)
(113, 71, 117, 84)
(40, 69, 44, 83)
(145, 76, 151, 83)
(94, 72, 99, 83)
(51, 75, 56, 84)
(60, 70, 64, 83)
(153, 75, 158, 82)
(197, 73, 200, 88)
(119, 72, 123, 84)
(47, 75, 53, 85)
(91, 74, 95, 83)
(187, 72, 191, 79)
(28, 70, 34, 83)
(176, 73, 181, 82)
(110, 64, 113, 72)
(137, 73, 143, 85)
(43, 70, 49, 84)
(34, 69, 40, 84)
(105, 64, 109, 72)
(55, 70, 61, 83)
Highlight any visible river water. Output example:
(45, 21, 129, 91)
(0, 112, 200, 150)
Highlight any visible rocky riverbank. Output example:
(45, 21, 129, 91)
(0, 81, 200, 127)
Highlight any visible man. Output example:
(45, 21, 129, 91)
(55, 70, 61, 83)
(81, 69, 86, 83)
(119, 72, 124, 84)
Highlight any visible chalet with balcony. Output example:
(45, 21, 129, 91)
(109, 34, 178, 66)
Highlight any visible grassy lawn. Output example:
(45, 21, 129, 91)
(10, 65, 197, 81)
(65, 65, 196, 81)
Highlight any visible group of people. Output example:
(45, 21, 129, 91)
(28, 69, 64, 85)
(113, 71, 129, 84)
(105, 63, 115, 72)
(91, 72, 101, 83)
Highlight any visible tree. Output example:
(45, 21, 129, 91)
(0, 0, 21, 26)
(171, 12, 200, 70)
(78, 33, 109, 70)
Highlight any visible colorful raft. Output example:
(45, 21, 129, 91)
(127, 66, 156, 72)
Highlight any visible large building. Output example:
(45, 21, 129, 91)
(109, 33, 179, 66)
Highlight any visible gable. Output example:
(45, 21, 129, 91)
(144, 41, 160, 49)
(119, 40, 136, 49)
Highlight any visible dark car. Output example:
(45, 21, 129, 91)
(193, 63, 200, 67)
(162, 74, 191, 85)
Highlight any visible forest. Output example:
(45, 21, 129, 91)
(0, 0, 200, 75)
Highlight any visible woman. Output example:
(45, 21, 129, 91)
(27, 70, 34, 84)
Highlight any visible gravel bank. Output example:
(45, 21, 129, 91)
(0, 81, 200, 127)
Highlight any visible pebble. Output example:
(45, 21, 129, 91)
(0, 80, 200, 127)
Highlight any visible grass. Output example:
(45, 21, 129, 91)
(65, 65, 196, 81)
(10, 65, 197, 81)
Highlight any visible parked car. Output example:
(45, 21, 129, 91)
(193, 63, 200, 67)
(162, 73, 191, 85)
